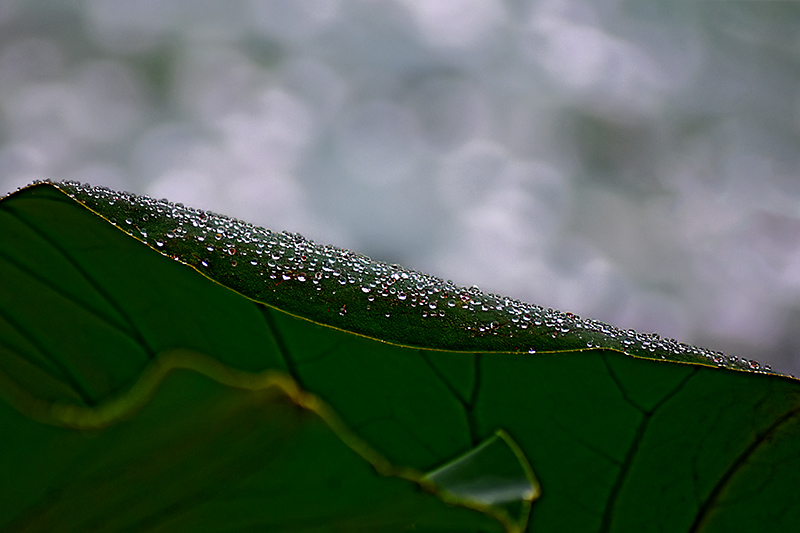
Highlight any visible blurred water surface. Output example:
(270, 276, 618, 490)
(2, 0, 800, 374)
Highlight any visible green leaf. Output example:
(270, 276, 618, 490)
(2, 180, 799, 532)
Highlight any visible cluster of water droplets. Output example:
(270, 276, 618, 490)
(48, 180, 776, 375)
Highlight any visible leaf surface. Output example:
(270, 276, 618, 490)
(1, 181, 799, 532)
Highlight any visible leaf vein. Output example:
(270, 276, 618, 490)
(688, 402, 800, 533)
(599, 357, 698, 532)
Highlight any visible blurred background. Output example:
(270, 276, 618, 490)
(2, 0, 800, 374)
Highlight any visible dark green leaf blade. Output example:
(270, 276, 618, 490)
(2, 180, 799, 532)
